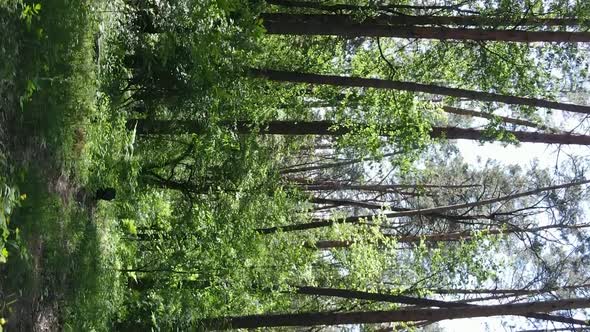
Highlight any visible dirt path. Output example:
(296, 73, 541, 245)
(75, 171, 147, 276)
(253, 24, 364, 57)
(0, 14, 66, 332)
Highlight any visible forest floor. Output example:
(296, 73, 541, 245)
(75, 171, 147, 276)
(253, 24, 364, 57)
(0, 1, 126, 330)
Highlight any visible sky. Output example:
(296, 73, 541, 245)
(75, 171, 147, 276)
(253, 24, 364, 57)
(440, 139, 588, 331)
(352, 138, 589, 332)
(456, 141, 555, 167)
(443, 141, 535, 332)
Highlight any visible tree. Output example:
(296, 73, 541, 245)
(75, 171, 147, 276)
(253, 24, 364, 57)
(250, 68, 590, 114)
(261, 13, 590, 42)
(312, 223, 590, 249)
(200, 298, 590, 329)
(264, 13, 585, 28)
(441, 106, 556, 132)
(131, 119, 590, 145)
(265, 0, 482, 14)
(256, 178, 590, 233)
(95, 0, 590, 330)
(290, 286, 589, 326)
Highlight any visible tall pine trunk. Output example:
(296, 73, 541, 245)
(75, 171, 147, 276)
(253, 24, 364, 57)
(262, 13, 583, 28)
(426, 283, 590, 296)
(265, 1, 492, 15)
(256, 179, 590, 233)
(130, 119, 590, 145)
(261, 13, 590, 42)
(281, 152, 398, 174)
(200, 298, 590, 329)
(250, 68, 590, 114)
(313, 223, 590, 248)
(442, 106, 555, 131)
(292, 286, 589, 326)
(298, 181, 481, 191)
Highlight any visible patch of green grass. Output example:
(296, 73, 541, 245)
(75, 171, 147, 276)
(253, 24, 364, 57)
(0, 0, 128, 330)
(18, 0, 98, 172)
(3, 169, 126, 330)
(61, 202, 127, 331)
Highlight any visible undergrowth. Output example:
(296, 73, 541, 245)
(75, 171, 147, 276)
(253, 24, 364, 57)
(0, 0, 128, 330)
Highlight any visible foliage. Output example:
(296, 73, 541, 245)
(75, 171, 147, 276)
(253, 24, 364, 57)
(0, 182, 22, 264)
(0, 0, 129, 329)
(1, 0, 589, 330)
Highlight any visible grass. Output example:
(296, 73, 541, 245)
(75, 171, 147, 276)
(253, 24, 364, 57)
(0, 0, 128, 330)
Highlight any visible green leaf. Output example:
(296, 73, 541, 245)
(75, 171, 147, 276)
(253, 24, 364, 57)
(150, 312, 157, 327)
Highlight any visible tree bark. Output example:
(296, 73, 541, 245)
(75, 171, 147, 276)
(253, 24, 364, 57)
(295, 96, 554, 131)
(256, 179, 590, 233)
(293, 286, 590, 327)
(131, 119, 590, 145)
(308, 197, 483, 221)
(293, 286, 465, 308)
(442, 106, 556, 131)
(261, 13, 590, 42)
(281, 152, 397, 174)
(426, 283, 590, 296)
(262, 13, 584, 28)
(313, 223, 590, 248)
(200, 298, 590, 329)
(250, 68, 590, 115)
(518, 328, 590, 332)
(299, 182, 481, 191)
(312, 229, 502, 249)
(265, 0, 484, 14)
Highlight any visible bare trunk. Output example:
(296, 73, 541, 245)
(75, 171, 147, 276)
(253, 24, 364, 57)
(281, 152, 397, 174)
(262, 13, 584, 28)
(299, 182, 480, 191)
(442, 106, 556, 131)
(250, 68, 590, 115)
(293, 286, 464, 307)
(308, 197, 483, 221)
(265, 0, 486, 14)
(313, 229, 502, 249)
(427, 283, 590, 296)
(131, 120, 590, 145)
(293, 286, 589, 327)
(200, 298, 590, 329)
(262, 13, 590, 42)
(257, 179, 590, 233)
(518, 328, 590, 332)
(313, 223, 590, 248)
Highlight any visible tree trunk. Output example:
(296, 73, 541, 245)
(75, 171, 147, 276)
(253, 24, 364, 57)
(262, 13, 584, 28)
(200, 298, 590, 329)
(131, 119, 590, 145)
(299, 182, 481, 191)
(313, 223, 590, 248)
(312, 229, 503, 249)
(425, 283, 590, 296)
(256, 179, 590, 233)
(265, 0, 487, 14)
(281, 152, 397, 174)
(308, 197, 483, 221)
(293, 286, 590, 327)
(442, 106, 556, 132)
(291, 94, 556, 131)
(250, 68, 590, 114)
(261, 13, 590, 42)
(518, 328, 590, 332)
(294, 96, 554, 131)
(293, 286, 465, 307)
